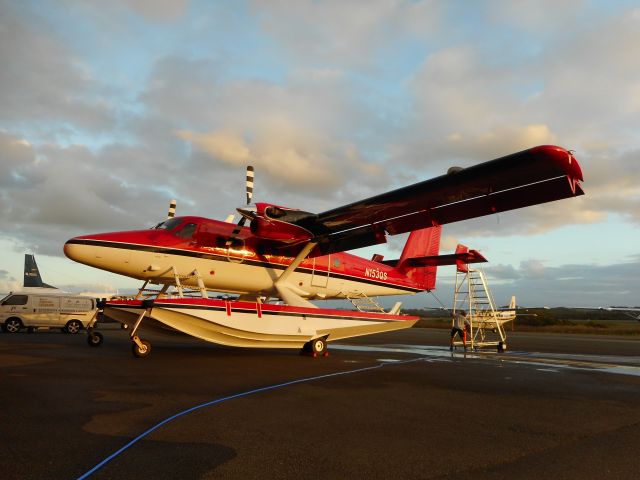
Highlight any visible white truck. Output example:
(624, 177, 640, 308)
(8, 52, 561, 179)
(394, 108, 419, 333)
(0, 292, 98, 334)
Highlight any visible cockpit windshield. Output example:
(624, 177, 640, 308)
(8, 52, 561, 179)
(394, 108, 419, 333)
(152, 217, 184, 231)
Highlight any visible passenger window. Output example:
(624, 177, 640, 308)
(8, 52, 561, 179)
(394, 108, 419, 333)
(176, 223, 197, 239)
(3, 295, 28, 306)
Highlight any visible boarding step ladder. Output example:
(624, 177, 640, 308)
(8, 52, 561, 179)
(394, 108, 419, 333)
(453, 267, 507, 352)
(346, 292, 387, 313)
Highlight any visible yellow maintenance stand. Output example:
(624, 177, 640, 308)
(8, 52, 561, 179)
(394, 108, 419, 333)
(452, 266, 509, 352)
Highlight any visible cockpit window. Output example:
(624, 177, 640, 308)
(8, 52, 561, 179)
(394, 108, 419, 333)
(175, 223, 197, 239)
(153, 217, 184, 231)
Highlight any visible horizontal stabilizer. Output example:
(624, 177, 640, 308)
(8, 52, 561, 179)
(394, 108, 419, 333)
(402, 246, 487, 269)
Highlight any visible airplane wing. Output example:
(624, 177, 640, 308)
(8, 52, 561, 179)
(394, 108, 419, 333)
(302, 145, 583, 255)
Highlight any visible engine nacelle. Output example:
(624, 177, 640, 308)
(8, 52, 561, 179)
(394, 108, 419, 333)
(250, 216, 313, 243)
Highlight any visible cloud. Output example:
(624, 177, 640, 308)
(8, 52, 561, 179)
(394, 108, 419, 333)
(389, 5, 640, 237)
(486, 0, 586, 32)
(116, 0, 189, 21)
(0, 269, 19, 293)
(176, 124, 383, 196)
(483, 260, 640, 307)
(251, 0, 443, 69)
(0, 131, 180, 255)
(440, 235, 459, 252)
(483, 263, 521, 281)
(0, 2, 114, 134)
(433, 258, 639, 308)
(131, 55, 390, 202)
(178, 130, 251, 166)
(519, 259, 545, 279)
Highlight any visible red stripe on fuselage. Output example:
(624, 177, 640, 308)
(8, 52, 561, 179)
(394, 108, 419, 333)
(107, 298, 418, 322)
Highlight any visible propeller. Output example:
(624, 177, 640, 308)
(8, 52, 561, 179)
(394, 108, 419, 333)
(226, 166, 255, 247)
(246, 165, 254, 204)
(167, 199, 177, 219)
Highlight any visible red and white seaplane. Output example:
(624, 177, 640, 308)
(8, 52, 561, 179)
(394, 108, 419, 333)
(64, 145, 584, 357)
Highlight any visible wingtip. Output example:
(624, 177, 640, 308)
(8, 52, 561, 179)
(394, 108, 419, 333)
(531, 145, 584, 183)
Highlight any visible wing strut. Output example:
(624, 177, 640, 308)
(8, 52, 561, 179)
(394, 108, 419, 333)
(274, 242, 319, 308)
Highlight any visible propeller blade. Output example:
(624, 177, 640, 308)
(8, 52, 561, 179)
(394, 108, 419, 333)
(225, 216, 247, 247)
(226, 165, 255, 247)
(167, 199, 177, 219)
(246, 166, 254, 205)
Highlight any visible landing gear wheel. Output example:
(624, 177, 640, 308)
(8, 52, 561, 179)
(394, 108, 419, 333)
(5, 318, 22, 333)
(87, 331, 104, 347)
(132, 339, 151, 358)
(497, 342, 505, 353)
(65, 320, 83, 334)
(311, 337, 327, 356)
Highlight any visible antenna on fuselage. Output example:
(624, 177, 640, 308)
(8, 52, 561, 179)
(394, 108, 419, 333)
(167, 199, 177, 219)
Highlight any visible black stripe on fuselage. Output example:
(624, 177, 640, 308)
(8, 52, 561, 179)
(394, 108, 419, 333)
(67, 238, 423, 293)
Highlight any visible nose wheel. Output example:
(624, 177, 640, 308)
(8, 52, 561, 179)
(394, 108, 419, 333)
(87, 331, 104, 347)
(128, 305, 153, 358)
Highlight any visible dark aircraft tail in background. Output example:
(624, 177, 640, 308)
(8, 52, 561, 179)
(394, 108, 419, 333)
(23, 254, 57, 289)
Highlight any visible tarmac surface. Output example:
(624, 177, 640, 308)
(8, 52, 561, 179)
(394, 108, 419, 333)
(1, 325, 639, 480)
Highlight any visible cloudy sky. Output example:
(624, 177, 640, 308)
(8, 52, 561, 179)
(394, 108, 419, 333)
(1, 0, 638, 307)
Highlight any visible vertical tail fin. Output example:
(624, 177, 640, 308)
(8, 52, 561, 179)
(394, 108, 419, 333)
(395, 228, 487, 291)
(23, 254, 56, 289)
(397, 225, 442, 291)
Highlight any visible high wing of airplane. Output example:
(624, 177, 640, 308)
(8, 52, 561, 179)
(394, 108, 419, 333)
(63, 145, 584, 357)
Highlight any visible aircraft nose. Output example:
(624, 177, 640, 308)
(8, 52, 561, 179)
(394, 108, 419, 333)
(64, 235, 107, 266)
(64, 237, 88, 263)
(64, 231, 139, 272)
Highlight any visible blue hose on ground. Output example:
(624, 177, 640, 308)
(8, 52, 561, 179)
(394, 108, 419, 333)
(77, 358, 423, 479)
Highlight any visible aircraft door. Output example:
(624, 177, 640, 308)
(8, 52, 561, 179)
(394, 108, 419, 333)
(311, 255, 330, 288)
